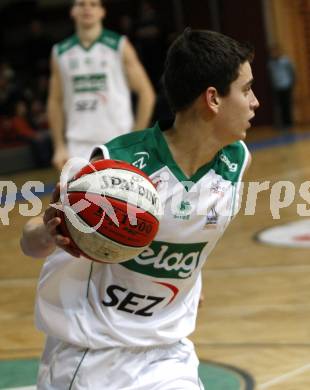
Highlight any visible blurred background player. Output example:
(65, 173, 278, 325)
(48, 0, 155, 171)
(21, 28, 259, 389)
(267, 44, 295, 130)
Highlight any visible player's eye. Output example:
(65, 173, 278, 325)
(243, 86, 251, 95)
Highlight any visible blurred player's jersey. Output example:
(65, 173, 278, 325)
(53, 29, 133, 144)
(36, 120, 249, 348)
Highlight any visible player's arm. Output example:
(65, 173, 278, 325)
(122, 39, 156, 130)
(20, 184, 80, 258)
(47, 54, 68, 171)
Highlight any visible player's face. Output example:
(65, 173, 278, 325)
(216, 61, 259, 143)
(71, 0, 105, 28)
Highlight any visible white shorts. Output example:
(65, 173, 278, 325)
(37, 337, 204, 390)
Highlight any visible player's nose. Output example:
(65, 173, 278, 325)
(251, 91, 260, 110)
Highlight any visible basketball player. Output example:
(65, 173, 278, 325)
(49, 0, 155, 170)
(21, 29, 259, 389)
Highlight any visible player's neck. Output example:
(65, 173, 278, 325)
(76, 24, 103, 48)
(164, 115, 221, 178)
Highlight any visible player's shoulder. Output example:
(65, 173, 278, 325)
(98, 28, 124, 51)
(93, 125, 159, 175)
(106, 127, 154, 155)
(54, 34, 79, 56)
(221, 140, 249, 161)
(216, 140, 250, 182)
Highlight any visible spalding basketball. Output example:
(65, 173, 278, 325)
(58, 159, 162, 263)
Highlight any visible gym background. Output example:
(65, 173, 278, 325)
(0, 0, 310, 173)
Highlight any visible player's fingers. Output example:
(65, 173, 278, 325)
(43, 206, 59, 226)
(51, 183, 61, 203)
(54, 234, 70, 246)
(45, 217, 61, 236)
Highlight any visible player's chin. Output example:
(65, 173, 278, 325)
(81, 18, 96, 27)
(238, 127, 248, 140)
(242, 121, 252, 137)
(247, 115, 256, 128)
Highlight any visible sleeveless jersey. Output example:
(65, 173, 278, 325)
(53, 29, 133, 144)
(35, 121, 250, 349)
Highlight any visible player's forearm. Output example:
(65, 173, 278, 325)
(133, 87, 156, 130)
(47, 99, 66, 150)
(20, 216, 56, 258)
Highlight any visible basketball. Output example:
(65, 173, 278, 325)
(58, 159, 162, 263)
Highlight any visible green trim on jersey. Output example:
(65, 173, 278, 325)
(104, 121, 247, 187)
(56, 29, 122, 56)
(215, 142, 247, 183)
(99, 28, 122, 51)
(76, 29, 122, 52)
(56, 35, 79, 56)
(104, 127, 166, 177)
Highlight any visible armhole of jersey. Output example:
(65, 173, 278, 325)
(52, 44, 59, 61)
(90, 145, 110, 160)
(119, 35, 127, 69)
(230, 141, 250, 220)
(119, 35, 126, 54)
(237, 140, 250, 182)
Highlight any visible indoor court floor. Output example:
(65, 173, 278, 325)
(1, 124, 310, 389)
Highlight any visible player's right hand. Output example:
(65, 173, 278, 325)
(44, 183, 81, 258)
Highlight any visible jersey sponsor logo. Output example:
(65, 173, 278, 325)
(204, 206, 218, 229)
(69, 58, 79, 70)
(219, 153, 238, 172)
(173, 200, 192, 220)
(75, 99, 98, 112)
(121, 240, 207, 279)
(152, 171, 170, 191)
(132, 152, 150, 170)
(73, 74, 107, 93)
(101, 283, 172, 316)
(210, 179, 226, 197)
(154, 281, 179, 305)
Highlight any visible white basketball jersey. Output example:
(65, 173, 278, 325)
(36, 121, 250, 348)
(53, 29, 134, 144)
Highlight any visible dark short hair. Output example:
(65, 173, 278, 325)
(163, 28, 254, 112)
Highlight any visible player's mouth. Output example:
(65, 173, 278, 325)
(82, 13, 94, 19)
(248, 115, 255, 127)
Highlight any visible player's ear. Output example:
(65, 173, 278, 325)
(101, 6, 107, 20)
(70, 5, 76, 20)
(204, 87, 220, 113)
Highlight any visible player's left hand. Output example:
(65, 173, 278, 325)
(44, 183, 81, 258)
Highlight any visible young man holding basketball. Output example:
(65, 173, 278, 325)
(21, 29, 259, 389)
(48, 0, 155, 170)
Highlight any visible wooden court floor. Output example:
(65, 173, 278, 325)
(1, 125, 310, 389)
